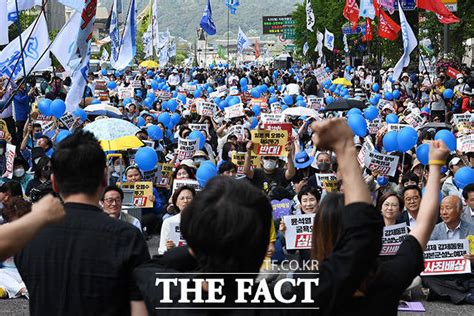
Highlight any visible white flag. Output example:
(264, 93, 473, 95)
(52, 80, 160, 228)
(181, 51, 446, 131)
(152, 0, 159, 54)
(0, 12, 50, 80)
(6, 0, 42, 26)
(168, 41, 176, 58)
(111, 0, 137, 71)
(0, 1, 8, 45)
(157, 30, 170, 51)
(324, 29, 334, 51)
(306, 0, 315, 32)
(237, 27, 250, 52)
(303, 42, 309, 56)
(109, 0, 120, 64)
(58, 0, 84, 12)
(50, 12, 82, 75)
(392, 5, 417, 82)
(100, 48, 109, 63)
(315, 30, 323, 53)
(143, 24, 153, 58)
(65, 50, 90, 113)
(159, 47, 169, 67)
(359, 0, 376, 20)
(343, 34, 349, 53)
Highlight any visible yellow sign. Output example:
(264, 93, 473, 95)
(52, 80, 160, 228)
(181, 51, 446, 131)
(231, 152, 261, 175)
(157, 163, 174, 187)
(467, 235, 474, 255)
(120, 181, 154, 208)
(251, 129, 288, 156)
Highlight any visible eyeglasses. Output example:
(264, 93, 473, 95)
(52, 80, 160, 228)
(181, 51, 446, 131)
(405, 196, 420, 203)
(104, 198, 122, 205)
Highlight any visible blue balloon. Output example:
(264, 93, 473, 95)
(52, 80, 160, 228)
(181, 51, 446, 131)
(168, 99, 178, 112)
(204, 83, 209, 90)
(454, 167, 474, 190)
(343, 95, 350, 99)
(228, 97, 239, 106)
(277, 85, 283, 91)
(364, 105, 379, 121)
(252, 105, 261, 116)
(416, 144, 430, 166)
(147, 70, 154, 77)
(284, 95, 293, 105)
(348, 114, 367, 137)
(161, 101, 168, 111)
(386, 113, 399, 124)
(206, 87, 213, 94)
(107, 81, 117, 89)
(329, 84, 336, 92)
(38, 99, 52, 116)
(213, 97, 221, 105)
(374, 93, 381, 101)
(101, 69, 107, 76)
(269, 96, 277, 104)
(241, 85, 249, 92)
(123, 98, 132, 105)
(55, 130, 71, 144)
(151, 80, 159, 90)
(296, 100, 306, 107)
(269, 86, 276, 94)
(194, 90, 202, 98)
(397, 127, 418, 152)
(73, 108, 87, 122)
(434, 129, 456, 152)
(147, 125, 163, 141)
(383, 131, 399, 152)
(143, 98, 153, 108)
(259, 84, 268, 93)
(50, 99, 66, 119)
(189, 130, 206, 150)
(251, 88, 261, 98)
(282, 104, 288, 111)
(177, 94, 187, 104)
(296, 95, 304, 102)
(114, 70, 121, 77)
(421, 106, 431, 115)
(91, 98, 101, 104)
(377, 176, 388, 186)
(135, 146, 158, 172)
(196, 163, 218, 187)
(372, 83, 380, 92)
(443, 88, 454, 99)
(219, 101, 228, 110)
(136, 116, 145, 127)
(172, 91, 178, 98)
(325, 67, 331, 73)
(171, 113, 181, 125)
(347, 108, 362, 116)
(158, 112, 171, 126)
(392, 90, 401, 99)
(384, 91, 393, 100)
(325, 96, 334, 104)
(250, 117, 258, 129)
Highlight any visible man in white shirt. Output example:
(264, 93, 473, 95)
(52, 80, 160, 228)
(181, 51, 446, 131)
(167, 69, 181, 91)
(397, 185, 421, 228)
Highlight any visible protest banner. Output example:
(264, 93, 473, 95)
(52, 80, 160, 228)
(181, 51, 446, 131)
(172, 179, 201, 195)
(270, 102, 283, 114)
(189, 123, 209, 135)
(120, 181, 154, 208)
(357, 137, 374, 166)
(196, 101, 216, 117)
(457, 134, 474, 153)
(168, 222, 187, 247)
(95, 79, 109, 101)
(380, 223, 409, 256)
(224, 103, 244, 119)
(228, 125, 245, 142)
(177, 138, 198, 161)
(158, 91, 172, 101)
(307, 96, 324, 110)
(404, 112, 424, 129)
(250, 98, 268, 112)
(367, 119, 382, 135)
(118, 86, 134, 99)
(130, 80, 142, 89)
(271, 199, 293, 219)
(315, 173, 338, 192)
(59, 112, 75, 130)
(261, 113, 285, 124)
(251, 129, 288, 157)
(314, 67, 331, 85)
(363, 151, 399, 176)
(1, 143, 15, 179)
(262, 122, 293, 142)
(231, 151, 261, 175)
(421, 239, 471, 276)
(453, 112, 473, 125)
(182, 83, 197, 92)
(283, 214, 315, 250)
(157, 163, 174, 187)
(387, 124, 410, 132)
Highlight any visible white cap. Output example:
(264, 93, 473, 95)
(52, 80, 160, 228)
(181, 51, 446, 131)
(180, 159, 196, 169)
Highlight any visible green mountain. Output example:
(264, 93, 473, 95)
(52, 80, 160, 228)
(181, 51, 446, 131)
(101, 0, 301, 41)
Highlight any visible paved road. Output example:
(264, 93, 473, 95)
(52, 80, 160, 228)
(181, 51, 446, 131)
(1, 236, 471, 315)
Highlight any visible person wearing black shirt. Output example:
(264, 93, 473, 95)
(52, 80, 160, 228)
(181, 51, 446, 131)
(15, 131, 150, 316)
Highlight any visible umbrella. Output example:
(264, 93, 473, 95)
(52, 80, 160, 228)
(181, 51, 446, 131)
(100, 135, 144, 151)
(83, 118, 141, 141)
(84, 103, 123, 118)
(282, 107, 318, 118)
(332, 78, 352, 86)
(321, 98, 367, 112)
(139, 60, 159, 68)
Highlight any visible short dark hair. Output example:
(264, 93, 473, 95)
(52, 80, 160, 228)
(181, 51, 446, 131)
(38, 135, 53, 150)
(103, 185, 124, 201)
(297, 185, 321, 203)
(463, 183, 474, 200)
(52, 131, 105, 197)
(403, 185, 422, 198)
(218, 161, 237, 174)
(172, 165, 195, 180)
(172, 185, 196, 210)
(32, 123, 42, 130)
(1, 181, 23, 197)
(2, 197, 31, 222)
(401, 172, 419, 186)
(377, 192, 404, 213)
(180, 177, 271, 273)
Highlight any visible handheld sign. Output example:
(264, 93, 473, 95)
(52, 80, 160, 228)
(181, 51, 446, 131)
(157, 163, 174, 187)
(262, 122, 293, 142)
(1, 144, 15, 179)
(457, 134, 474, 153)
(367, 119, 382, 135)
(387, 124, 410, 132)
(189, 123, 209, 136)
(59, 112, 76, 130)
(315, 173, 338, 192)
(251, 129, 288, 157)
(307, 96, 324, 110)
(120, 181, 154, 208)
(172, 179, 201, 195)
(224, 103, 244, 119)
(270, 102, 283, 114)
(231, 151, 261, 175)
(271, 199, 292, 219)
(177, 138, 198, 161)
(380, 223, 409, 256)
(228, 125, 245, 142)
(196, 101, 216, 117)
(357, 137, 375, 166)
(169, 222, 187, 247)
(421, 239, 471, 276)
(118, 86, 134, 99)
(363, 151, 399, 177)
(283, 214, 315, 250)
(453, 112, 472, 125)
(261, 113, 285, 124)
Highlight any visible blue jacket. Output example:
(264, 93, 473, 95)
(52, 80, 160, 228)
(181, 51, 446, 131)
(13, 90, 31, 122)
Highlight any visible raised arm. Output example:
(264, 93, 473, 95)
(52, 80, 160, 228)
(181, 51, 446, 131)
(243, 141, 255, 179)
(410, 140, 450, 249)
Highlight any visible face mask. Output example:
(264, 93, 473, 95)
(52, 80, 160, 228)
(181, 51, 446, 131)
(458, 79, 464, 84)
(194, 157, 206, 165)
(34, 132, 43, 139)
(317, 162, 331, 172)
(114, 166, 124, 174)
(263, 159, 277, 171)
(13, 168, 25, 178)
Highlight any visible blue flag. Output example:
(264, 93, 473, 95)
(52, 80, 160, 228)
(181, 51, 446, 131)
(225, 0, 239, 14)
(200, 0, 216, 35)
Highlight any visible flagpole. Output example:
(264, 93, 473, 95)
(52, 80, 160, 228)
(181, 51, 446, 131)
(227, 8, 230, 64)
(14, 0, 29, 81)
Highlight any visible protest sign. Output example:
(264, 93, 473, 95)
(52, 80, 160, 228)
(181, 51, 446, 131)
(231, 151, 261, 175)
(404, 112, 424, 129)
(59, 112, 75, 130)
(182, 83, 197, 92)
(118, 86, 134, 99)
(172, 179, 201, 195)
(421, 239, 471, 276)
(157, 163, 174, 187)
(453, 112, 473, 125)
(283, 214, 315, 250)
(1, 143, 15, 179)
(380, 223, 409, 256)
(307, 96, 324, 110)
(224, 103, 244, 119)
(95, 79, 109, 101)
(387, 124, 410, 132)
(158, 91, 173, 101)
(177, 138, 198, 161)
(228, 125, 245, 142)
(271, 199, 293, 219)
(315, 173, 338, 192)
(189, 123, 209, 135)
(251, 129, 288, 157)
(169, 222, 187, 247)
(142, 166, 161, 184)
(120, 181, 154, 208)
(363, 151, 399, 176)
(130, 80, 142, 89)
(196, 101, 216, 117)
(314, 67, 331, 85)
(261, 113, 285, 124)
(367, 119, 382, 135)
(270, 102, 283, 114)
(250, 98, 268, 112)
(357, 137, 374, 166)
(262, 122, 293, 142)
(457, 134, 474, 153)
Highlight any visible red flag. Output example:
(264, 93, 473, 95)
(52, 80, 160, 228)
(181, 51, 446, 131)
(417, 0, 460, 24)
(377, 8, 401, 41)
(365, 18, 373, 41)
(255, 40, 261, 59)
(343, 0, 359, 29)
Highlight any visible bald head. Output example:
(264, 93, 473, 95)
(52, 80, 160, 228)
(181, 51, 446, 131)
(440, 196, 463, 229)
